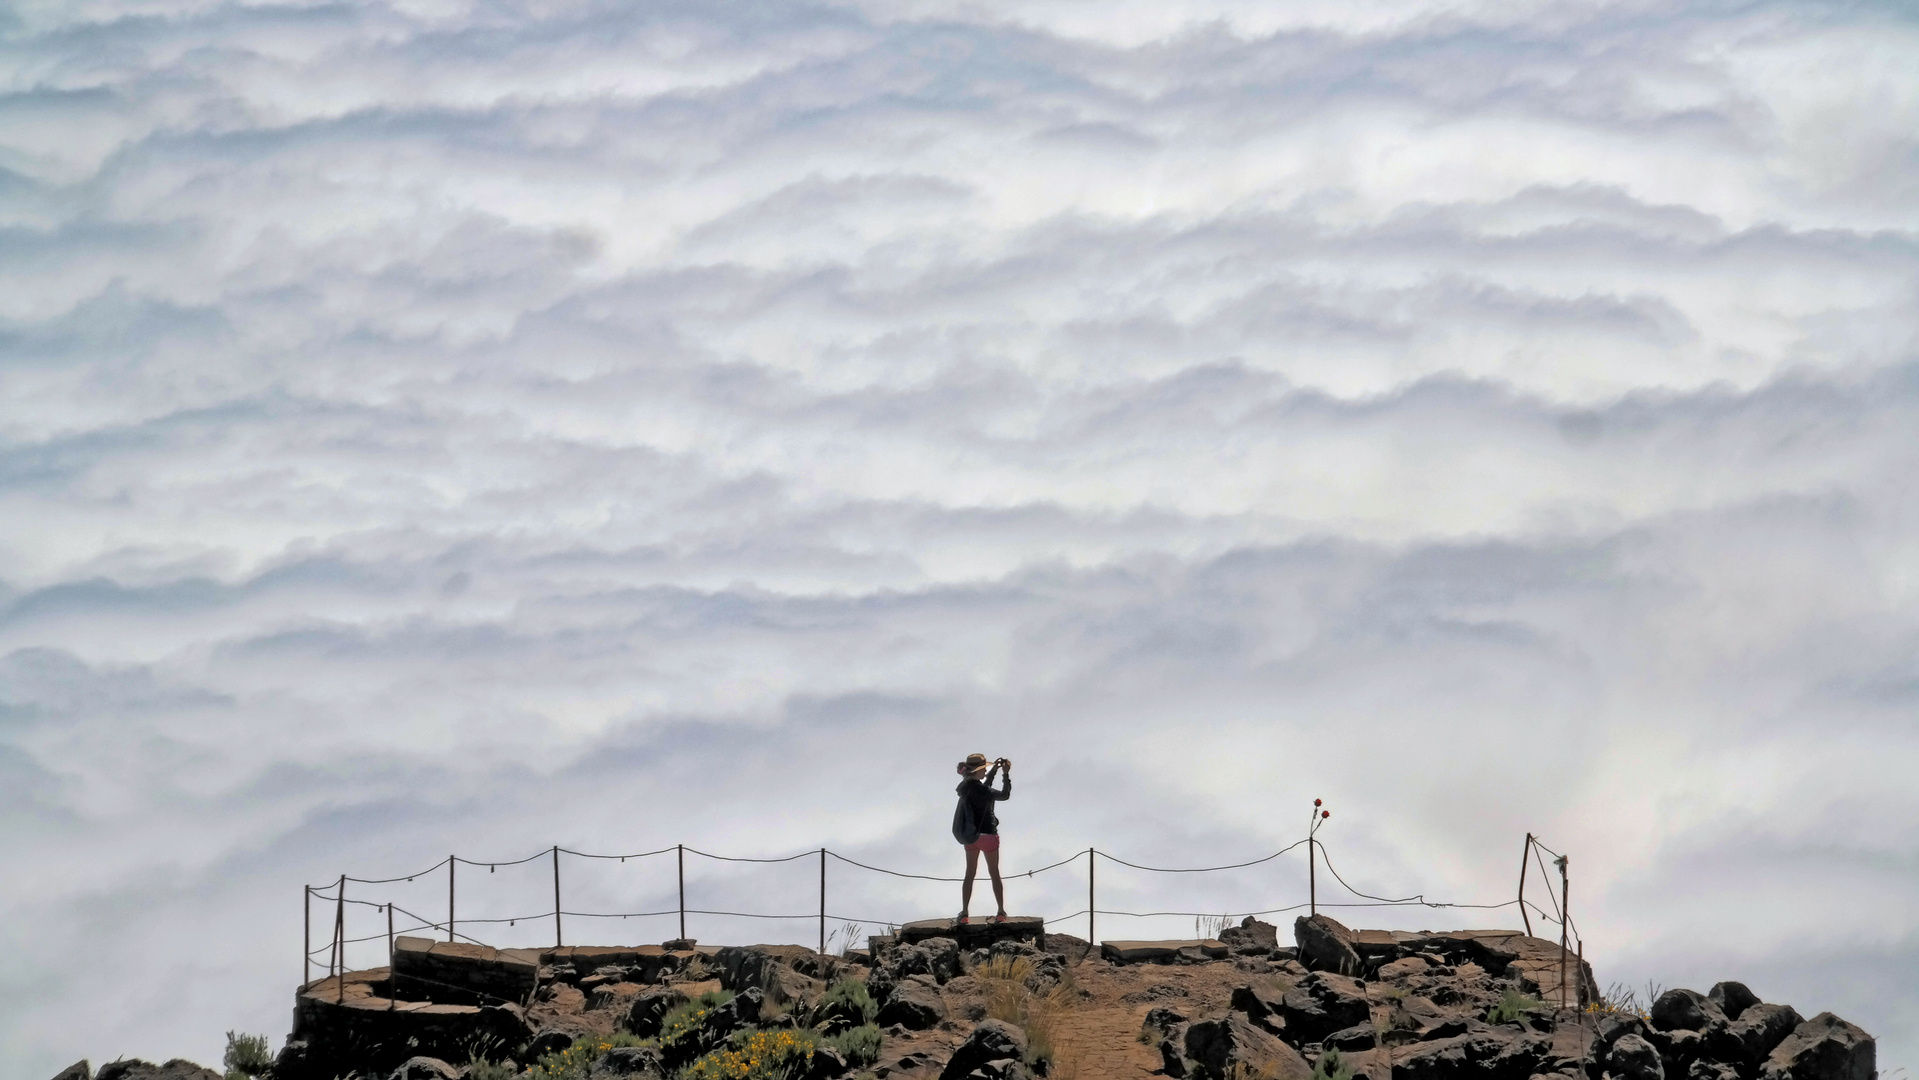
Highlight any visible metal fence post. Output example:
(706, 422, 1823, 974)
(333, 875, 346, 1004)
(1309, 837, 1317, 917)
(1558, 854, 1570, 1010)
(303, 885, 311, 988)
(818, 848, 826, 955)
(448, 856, 456, 943)
(553, 845, 563, 948)
(678, 844, 686, 941)
(1518, 833, 1533, 936)
(1087, 848, 1095, 948)
(386, 903, 395, 1011)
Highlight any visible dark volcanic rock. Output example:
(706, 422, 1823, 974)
(1690, 1062, 1742, 1080)
(708, 986, 765, 1040)
(801, 1045, 849, 1080)
(939, 1018, 1029, 1080)
(876, 977, 948, 1030)
(1184, 1013, 1311, 1080)
(1760, 1013, 1876, 1080)
(1394, 1026, 1552, 1080)
(1710, 982, 1762, 1022)
(50, 1064, 90, 1080)
(523, 1030, 575, 1060)
(589, 1046, 665, 1078)
(1294, 914, 1362, 977)
(1326, 1023, 1381, 1051)
(1730, 1003, 1806, 1065)
(1277, 971, 1371, 1043)
(1221, 918, 1280, 955)
(1229, 983, 1287, 1036)
(1652, 989, 1727, 1034)
(624, 988, 690, 1038)
(388, 1057, 459, 1080)
(1610, 1033, 1667, 1080)
(96, 1062, 221, 1080)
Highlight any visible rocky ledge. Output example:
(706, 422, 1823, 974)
(44, 914, 1876, 1080)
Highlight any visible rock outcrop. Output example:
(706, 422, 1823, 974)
(127, 916, 1866, 1080)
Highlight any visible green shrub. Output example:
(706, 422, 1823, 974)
(464, 1058, 517, 1080)
(525, 1033, 654, 1080)
(825, 1023, 883, 1067)
(222, 1031, 271, 1078)
(817, 979, 877, 1031)
(658, 990, 737, 1067)
(1486, 988, 1546, 1026)
(1311, 1048, 1355, 1080)
(683, 1027, 818, 1080)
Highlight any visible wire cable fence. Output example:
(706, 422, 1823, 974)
(305, 804, 1583, 992)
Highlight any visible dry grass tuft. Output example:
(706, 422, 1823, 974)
(975, 955, 1080, 1078)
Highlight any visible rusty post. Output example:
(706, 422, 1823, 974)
(553, 845, 563, 948)
(387, 903, 395, 1011)
(1577, 937, 1585, 1011)
(678, 844, 686, 941)
(448, 857, 456, 943)
(303, 886, 311, 988)
(1087, 848, 1095, 948)
(819, 848, 827, 956)
(1518, 833, 1533, 936)
(334, 875, 346, 1004)
(1557, 854, 1570, 1010)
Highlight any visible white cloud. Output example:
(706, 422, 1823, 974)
(2, 0, 1917, 1076)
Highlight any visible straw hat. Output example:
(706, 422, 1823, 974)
(959, 753, 989, 775)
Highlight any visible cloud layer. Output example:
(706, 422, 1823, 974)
(2, 0, 1917, 1075)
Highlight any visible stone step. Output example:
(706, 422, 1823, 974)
(1099, 939, 1228, 963)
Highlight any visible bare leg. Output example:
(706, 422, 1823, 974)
(962, 847, 980, 916)
(985, 847, 1006, 916)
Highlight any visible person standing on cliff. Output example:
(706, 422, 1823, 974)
(953, 753, 1012, 924)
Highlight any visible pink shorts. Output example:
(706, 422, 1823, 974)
(965, 833, 1001, 854)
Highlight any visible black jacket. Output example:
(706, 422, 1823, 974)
(956, 773, 1011, 836)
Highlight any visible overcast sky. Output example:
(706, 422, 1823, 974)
(2, 0, 1916, 1075)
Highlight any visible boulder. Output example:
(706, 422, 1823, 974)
(1610, 1034, 1666, 1080)
(708, 986, 765, 1039)
(886, 940, 961, 984)
(50, 1064, 90, 1080)
(388, 1058, 460, 1080)
(589, 1046, 666, 1078)
(1160, 1035, 1190, 1078)
(1278, 971, 1372, 1043)
(625, 989, 694, 1035)
(522, 1031, 575, 1060)
(1690, 1062, 1741, 1080)
(1221, 918, 1280, 955)
(96, 1062, 221, 1080)
(1710, 982, 1762, 1022)
(876, 977, 948, 1030)
(1145, 1005, 1191, 1032)
(715, 945, 820, 999)
(1378, 955, 1436, 981)
(1729, 1004, 1805, 1065)
(1665, 1028, 1710, 1071)
(1760, 1013, 1875, 1080)
(1652, 989, 1726, 1034)
(1328, 1024, 1382, 1051)
(939, 1019, 1029, 1080)
(1395, 1027, 1552, 1080)
(1295, 914, 1362, 977)
(1229, 983, 1288, 1036)
(802, 1045, 849, 1080)
(1184, 1014, 1311, 1080)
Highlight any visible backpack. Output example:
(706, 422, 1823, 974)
(952, 791, 980, 845)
